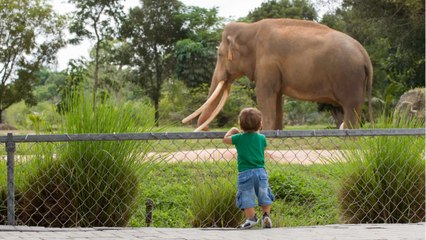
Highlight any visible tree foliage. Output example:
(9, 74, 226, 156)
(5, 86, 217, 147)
(33, 69, 66, 102)
(0, 0, 66, 123)
(68, 0, 124, 107)
(174, 40, 217, 88)
(56, 60, 89, 113)
(174, 6, 223, 89)
(322, 0, 425, 115)
(246, 0, 318, 22)
(121, 0, 186, 125)
(6, 0, 424, 128)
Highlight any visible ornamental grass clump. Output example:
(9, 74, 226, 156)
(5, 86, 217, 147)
(189, 178, 243, 228)
(338, 117, 425, 223)
(17, 92, 153, 227)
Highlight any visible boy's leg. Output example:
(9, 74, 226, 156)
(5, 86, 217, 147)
(261, 205, 272, 228)
(237, 170, 259, 229)
(254, 169, 274, 228)
(238, 208, 259, 229)
(244, 207, 256, 219)
(261, 205, 271, 216)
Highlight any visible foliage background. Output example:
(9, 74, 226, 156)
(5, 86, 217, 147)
(2, 0, 424, 129)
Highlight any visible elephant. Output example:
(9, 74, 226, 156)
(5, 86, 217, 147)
(182, 18, 373, 131)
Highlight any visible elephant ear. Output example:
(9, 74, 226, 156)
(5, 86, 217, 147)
(227, 35, 238, 61)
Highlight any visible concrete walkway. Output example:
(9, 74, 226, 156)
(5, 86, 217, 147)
(0, 223, 425, 240)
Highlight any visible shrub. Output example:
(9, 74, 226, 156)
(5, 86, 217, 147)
(189, 178, 243, 228)
(337, 124, 425, 223)
(269, 170, 318, 204)
(4, 101, 60, 130)
(18, 160, 79, 227)
(13, 92, 153, 227)
(266, 165, 341, 227)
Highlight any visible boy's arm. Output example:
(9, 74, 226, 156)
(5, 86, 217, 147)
(223, 127, 240, 144)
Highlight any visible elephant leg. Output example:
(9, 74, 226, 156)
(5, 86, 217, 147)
(342, 105, 362, 129)
(255, 65, 282, 130)
(275, 94, 283, 129)
(256, 85, 281, 130)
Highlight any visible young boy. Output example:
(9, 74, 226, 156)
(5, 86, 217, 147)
(223, 107, 274, 229)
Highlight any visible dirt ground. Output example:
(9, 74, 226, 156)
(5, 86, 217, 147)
(147, 148, 342, 165)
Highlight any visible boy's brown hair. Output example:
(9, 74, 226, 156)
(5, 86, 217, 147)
(238, 108, 262, 132)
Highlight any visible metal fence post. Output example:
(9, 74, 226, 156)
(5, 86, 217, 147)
(146, 198, 153, 227)
(6, 133, 16, 225)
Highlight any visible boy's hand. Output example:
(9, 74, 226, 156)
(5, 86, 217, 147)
(223, 127, 240, 144)
(228, 127, 240, 134)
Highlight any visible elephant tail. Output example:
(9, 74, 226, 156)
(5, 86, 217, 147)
(365, 60, 374, 125)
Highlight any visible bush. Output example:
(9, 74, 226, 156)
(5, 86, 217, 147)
(269, 170, 318, 204)
(338, 126, 425, 223)
(10, 92, 154, 227)
(283, 97, 332, 126)
(267, 165, 341, 227)
(4, 101, 60, 130)
(4, 101, 29, 129)
(189, 178, 243, 228)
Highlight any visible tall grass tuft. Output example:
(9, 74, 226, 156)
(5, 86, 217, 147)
(18, 92, 153, 227)
(337, 116, 425, 223)
(189, 178, 243, 228)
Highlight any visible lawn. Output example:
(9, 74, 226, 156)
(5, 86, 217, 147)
(128, 161, 342, 227)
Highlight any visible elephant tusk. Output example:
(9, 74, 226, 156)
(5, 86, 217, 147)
(182, 81, 224, 124)
(194, 88, 229, 132)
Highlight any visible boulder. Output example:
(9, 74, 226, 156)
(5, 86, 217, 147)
(394, 88, 425, 126)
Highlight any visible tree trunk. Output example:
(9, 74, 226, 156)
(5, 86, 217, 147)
(93, 41, 100, 109)
(153, 66, 162, 127)
(154, 97, 159, 127)
(153, 48, 163, 127)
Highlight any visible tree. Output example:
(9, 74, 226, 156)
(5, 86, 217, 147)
(33, 69, 67, 102)
(121, 0, 186, 125)
(337, 0, 424, 89)
(0, 0, 66, 123)
(174, 39, 217, 88)
(68, 0, 124, 107)
(246, 0, 318, 22)
(322, 0, 425, 116)
(174, 6, 223, 88)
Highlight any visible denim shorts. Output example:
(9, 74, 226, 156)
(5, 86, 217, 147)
(236, 168, 274, 210)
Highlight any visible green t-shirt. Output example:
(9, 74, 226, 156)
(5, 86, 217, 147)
(231, 132, 267, 172)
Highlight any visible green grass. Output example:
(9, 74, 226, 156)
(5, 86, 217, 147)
(336, 115, 425, 223)
(0, 92, 154, 227)
(189, 177, 244, 228)
(268, 164, 341, 227)
(2, 109, 423, 227)
(337, 135, 425, 223)
(127, 161, 341, 228)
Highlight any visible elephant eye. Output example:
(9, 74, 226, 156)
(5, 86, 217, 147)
(217, 51, 224, 57)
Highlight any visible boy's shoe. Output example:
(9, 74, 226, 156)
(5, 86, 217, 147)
(262, 215, 272, 228)
(238, 217, 259, 229)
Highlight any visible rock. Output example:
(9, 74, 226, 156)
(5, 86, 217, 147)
(394, 88, 425, 126)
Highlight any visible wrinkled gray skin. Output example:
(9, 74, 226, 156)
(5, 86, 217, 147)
(196, 18, 373, 130)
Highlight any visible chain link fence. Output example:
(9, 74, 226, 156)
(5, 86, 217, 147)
(1, 129, 425, 228)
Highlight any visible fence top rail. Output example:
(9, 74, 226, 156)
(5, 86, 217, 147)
(1, 128, 424, 143)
